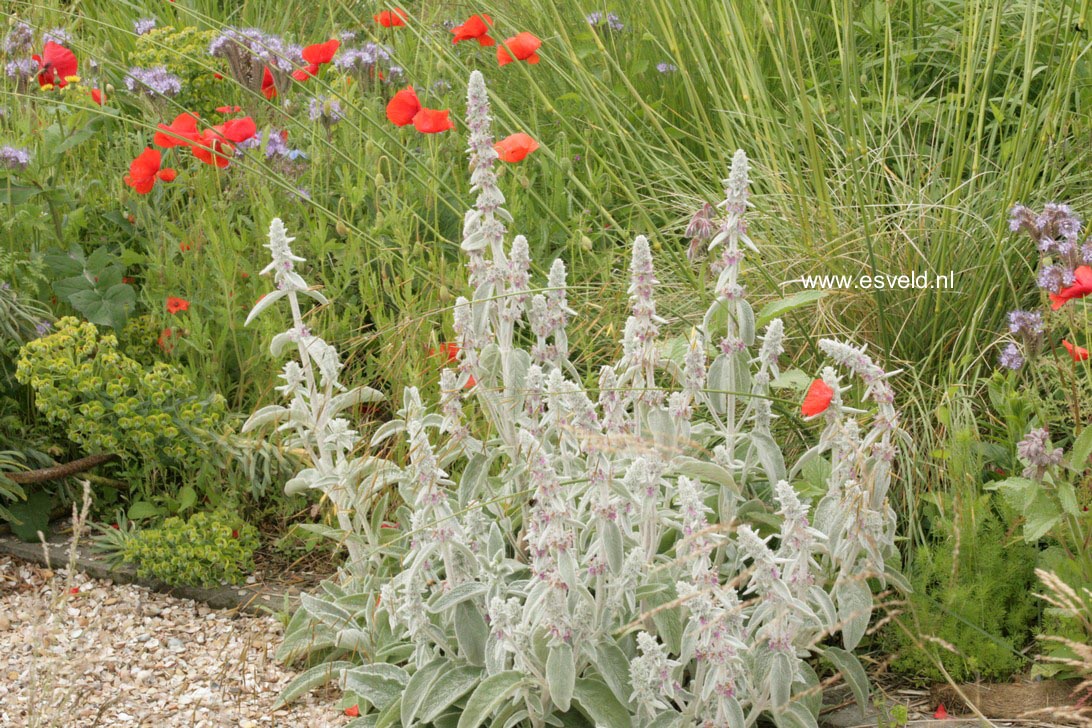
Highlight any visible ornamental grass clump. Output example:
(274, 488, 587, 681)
(257, 71, 906, 728)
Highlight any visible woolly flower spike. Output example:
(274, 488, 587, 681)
(245, 218, 328, 325)
(630, 632, 680, 716)
(461, 70, 507, 286)
(757, 318, 784, 373)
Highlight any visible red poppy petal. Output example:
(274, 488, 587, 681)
(412, 108, 454, 134)
(1063, 340, 1089, 362)
(386, 87, 421, 126)
(302, 39, 340, 65)
(43, 42, 78, 79)
(157, 168, 177, 182)
(222, 117, 257, 142)
(801, 379, 834, 417)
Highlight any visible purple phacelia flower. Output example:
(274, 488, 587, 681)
(998, 342, 1024, 371)
(656, 62, 678, 74)
(0, 145, 31, 170)
(124, 66, 183, 97)
(133, 18, 157, 36)
(1016, 427, 1064, 480)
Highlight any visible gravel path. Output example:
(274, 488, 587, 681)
(0, 556, 351, 727)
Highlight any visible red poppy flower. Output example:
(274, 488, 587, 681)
(412, 108, 454, 134)
(295, 38, 340, 80)
(386, 86, 421, 126)
(215, 105, 242, 114)
(374, 8, 408, 27)
(933, 704, 949, 720)
(497, 32, 542, 66)
(91, 88, 104, 105)
(32, 42, 78, 89)
(179, 241, 191, 252)
(124, 148, 177, 195)
(1050, 266, 1092, 310)
(191, 116, 257, 167)
(69, 587, 79, 595)
(344, 706, 360, 717)
(494, 133, 539, 162)
(166, 297, 190, 314)
(154, 112, 201, 148)
(1063, 340, 1090, 362)
(801, 379, 834, 417)
(261, 66, 277, 99)
(452, 14, 495, 46)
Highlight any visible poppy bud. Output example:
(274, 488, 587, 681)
(335, 220, 349, 237)
(438, 285, 452, 302)
(364, 140, 377, 158)
(580, 235, 593, 251)
(375, 172, 386, 188)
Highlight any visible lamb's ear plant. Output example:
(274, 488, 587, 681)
(256, 70, 907, 728)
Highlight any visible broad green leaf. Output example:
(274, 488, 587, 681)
(126, 500, 159, 520)
(572, 678, 631, 728)
(1023, 493, 1062, 542)
(757, 290, 827, 327)
(420, 665, 483, 723)
(8, 490, 51, 542)
(1069, 425, 1092, 470)
(547, 643, 575, 712)
(456, 670, 524, 728)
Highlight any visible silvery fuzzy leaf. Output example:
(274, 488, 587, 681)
(646, 407, 676, 449)
(300, 592, 354, 629)
(834, 579, 873, 651)
(244, 288, 287, 326)
(455, 670, 525, 728)
(419, 664, 483, 723)
(462, 229, 488, 252)
(503, 347, 531, 400)
(269, 329, 297, 358)
(769, 652, 796, 709)
(722, 698, 746, 728)
(546, 643, 575, 711)
(645, 712, 683, 728)
(669, 456, 736, 491)
(749, 431, 786, 485)
(342, 663, 409, 711)
(486, 635, 507, 675)
(274, 660, 354, 707)
(808, 586, 838, 629)
(459, 451, 491, 508)
(332, 627, 371, 652)
(593, 640, 632, 707)
(454, 601, 488, 666)
(371, 419, 407, 447)
(572, 677, 631, 728)
(241, 404, 289, 433)
(328, 385, 385, 416)
(285, 468, 319, 495)
(557, 549, 579, 590)
(884, 563, 912, 594)
(600, 519, 624, 574)
(496, 207, 514, 223)
(478, 344, 501, 388)
(821, 647, 869, 712)
(736, 299, 755, 347)
(401, 658, 446, 727)
(301, 287, 330, 306)
(773, 702, 819, 728)
(428, 582, 489, 613)
(488, 522, 505, 562)
(702, 298, 731, 340)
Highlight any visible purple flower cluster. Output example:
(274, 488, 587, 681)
(42, 28, 70, 46)
(333, 43, 391, 73)
(209, 28, 299, 72)
(124, 66, 182, 97)
(133, 18, 157, 36)
(586, 11, 625, 32)
(1010, 202, 1092, 293)
(998, 309, 1045, 370)
(3, 22, 33, 56)
(4, 58, 37, 83)
(307, 96, 344, 126)
(656, 62, 678, 74)
(0, 145, 31, 170)
(1016, 428, 1064, 480)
